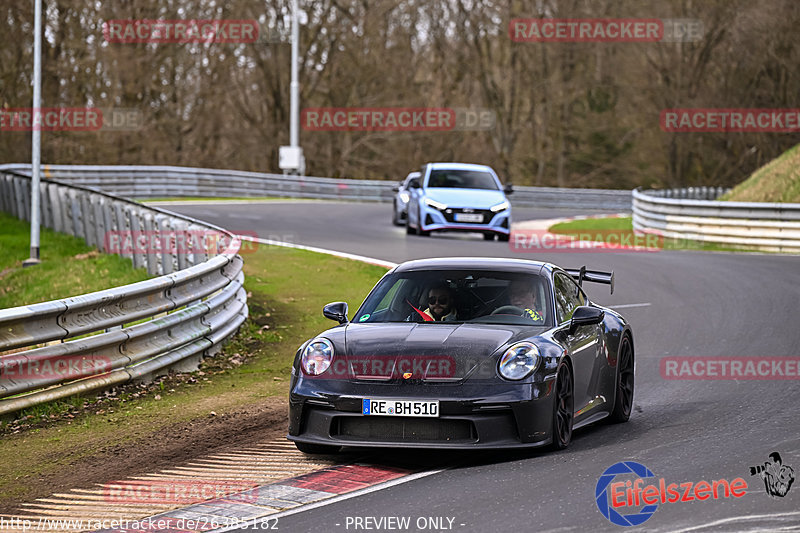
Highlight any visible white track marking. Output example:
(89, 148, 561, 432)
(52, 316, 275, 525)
(209, 468, 447, 533)
(609, 302, 652, 309)
(663, 511, 800, 533)
(243, 235, 398, 269)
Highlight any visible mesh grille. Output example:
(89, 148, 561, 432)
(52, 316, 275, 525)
(334, 417, 476, 442)
(442, 208, 492, 224)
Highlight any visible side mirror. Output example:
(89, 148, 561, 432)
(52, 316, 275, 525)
(503, 183, 514, 195)
(323, 302, 349, 324)
(409, 180, 421, 189)
(568, 306, 604, 335)
(392, 185, 400, 192)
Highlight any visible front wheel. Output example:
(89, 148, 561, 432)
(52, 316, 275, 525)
(483, 233, 495, 241)
(392, 201, 401, 226)
(294, 441, 341, 455)
(608, 335, 634, 423)
(549, 364, 574, 450)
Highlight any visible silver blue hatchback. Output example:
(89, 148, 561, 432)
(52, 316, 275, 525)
(406, 162, 512, 240)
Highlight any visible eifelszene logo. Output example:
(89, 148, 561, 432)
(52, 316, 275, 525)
(595, 461, 748, 527)
(749, 452, 795, 498)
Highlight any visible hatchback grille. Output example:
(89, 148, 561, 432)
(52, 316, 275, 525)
(442, 208, 492, 224)
(333, 417, 476, 442)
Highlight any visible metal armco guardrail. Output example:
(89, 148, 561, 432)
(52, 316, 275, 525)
(0, 165, 247, 417)
(1, 164, 633, 210)
(633, 187, 800, 252)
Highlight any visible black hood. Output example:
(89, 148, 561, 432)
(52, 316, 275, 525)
(337, 322, 525, 382)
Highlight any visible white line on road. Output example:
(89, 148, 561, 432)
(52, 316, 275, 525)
(609, 302, 652, 309)
(209, 469, 447, 532)
(242, 235, 398, 269)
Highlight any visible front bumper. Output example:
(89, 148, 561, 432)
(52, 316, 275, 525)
(420, 204, 511, 235)
(288, 379, 556, 449)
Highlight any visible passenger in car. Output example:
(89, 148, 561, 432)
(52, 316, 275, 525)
(508, 280, 545, 322)
(423, 283, 458, 321)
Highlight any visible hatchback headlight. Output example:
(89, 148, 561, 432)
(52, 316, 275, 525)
(498, 342, 540, 380)
(425, 198, 448, 210)
(301, 338, 334, 375)
(399, 191, 410, 203)
(490, 200, 510, 213)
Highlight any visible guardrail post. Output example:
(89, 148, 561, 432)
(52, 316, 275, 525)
(155, 214, 174, 275)
(174, 219, 190, 270)
(39, 180, 52, 229)
(93, 195, 108, 251)
(189, 223, 209, 265)
(126, 206, 144, 270)
(48, 183, 63, 232)
(0, 175, 7, 214)
(113, 202, 130, 262)
(78, 192, 94, 246)
(69, 189, 83, 238)
(141, 210, 159, 275)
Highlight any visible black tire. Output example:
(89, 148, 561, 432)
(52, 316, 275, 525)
(419, 227, 431, 237)
(392, 201, 401, 226)
(498, 233, 510, 242)
(406, 218, 414, 235)
(294, 441, 341, 455)
(608, 335, 634, 423)
(483, 233, 495, 241)
(549, 364, 574, 450)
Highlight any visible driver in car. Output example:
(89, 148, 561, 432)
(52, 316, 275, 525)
(507, 280, 544, 322)
(423, 283, 457, 321)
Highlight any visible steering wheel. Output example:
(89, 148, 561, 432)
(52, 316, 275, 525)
(491, 305, 525, 316)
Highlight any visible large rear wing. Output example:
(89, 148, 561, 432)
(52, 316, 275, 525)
(565, 266, 614, 295)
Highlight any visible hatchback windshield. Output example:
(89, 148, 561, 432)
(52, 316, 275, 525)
(354, 270, 552, 326)
(427, 170, 499, 190)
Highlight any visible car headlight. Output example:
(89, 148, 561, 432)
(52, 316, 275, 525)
(399, 191, 410, 203)
(490, 200, 510, 213)
(301, 338, 334, 375)
(425, 198, 448, 210)
(498, 342, 540, 380)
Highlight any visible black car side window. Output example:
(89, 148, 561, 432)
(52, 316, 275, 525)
(554, 273, 581, 324)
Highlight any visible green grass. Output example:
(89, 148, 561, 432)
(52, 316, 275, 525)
(0, 244, 387, 503)
(548, 216, 766, 253)
(0, 212, 150, 308)
(720, 143, 800, 203)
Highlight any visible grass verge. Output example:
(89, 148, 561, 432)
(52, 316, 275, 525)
(720, 143, 800, 203)
(548, 216, 769, 253)
(0, 212, 150, 308)
(0, 243, 387, 505)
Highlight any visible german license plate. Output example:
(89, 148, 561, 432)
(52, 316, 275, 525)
(362, 399, 439, 417)
(454, 213, 483, 223)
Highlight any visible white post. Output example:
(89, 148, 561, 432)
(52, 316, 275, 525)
(280, 0, 305, 176)
(24, 0, 43, 267)
(290, 0, 299, 148)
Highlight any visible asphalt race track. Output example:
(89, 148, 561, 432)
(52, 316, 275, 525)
(167, 200, 800, 532)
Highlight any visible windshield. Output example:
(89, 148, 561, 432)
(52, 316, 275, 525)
(427, 169, 499, 190)
(354, 270, 552, 326)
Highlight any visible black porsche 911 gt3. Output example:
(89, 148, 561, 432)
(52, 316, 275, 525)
(288, 257, 634, 453)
